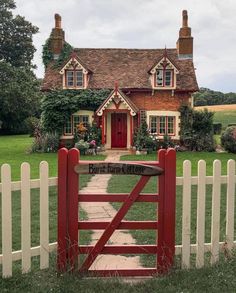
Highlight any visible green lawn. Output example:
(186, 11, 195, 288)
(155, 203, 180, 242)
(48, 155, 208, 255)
(1, 253, 236, 292)
(108, 152, 236, 267)
(214, 110, 236, 129)
(0, 134, 105, 253)
(0, 134, 105, 180)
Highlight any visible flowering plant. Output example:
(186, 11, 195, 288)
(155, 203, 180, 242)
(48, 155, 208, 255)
(89, 140, 96, 148)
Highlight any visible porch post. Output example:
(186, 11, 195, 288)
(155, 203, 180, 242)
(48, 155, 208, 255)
(130, 114, 133, 147)
(102, 114, 105, 145)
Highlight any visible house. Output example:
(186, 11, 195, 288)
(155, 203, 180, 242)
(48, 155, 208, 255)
(42, 10, 198, 149)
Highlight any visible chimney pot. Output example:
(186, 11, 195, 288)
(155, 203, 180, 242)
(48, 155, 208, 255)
(55, 13, 62, 29)
(182, 10, 188, 27)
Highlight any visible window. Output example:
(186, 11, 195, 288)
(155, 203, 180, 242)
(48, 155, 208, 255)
(140, 110, 147, 124)
(64, 114, 91, 136)
(150, 116, 158, 134)
(73, 115, 89, 134)
(64, 117, 72, 134)
(66, 70, 84, 88)
(149, 116, 175, 135)
(155, 69, 173, 87)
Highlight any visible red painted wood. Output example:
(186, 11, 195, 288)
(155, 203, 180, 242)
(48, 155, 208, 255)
(67, 148, 80, 271)
(79, 175, 150, 271)
(78, 193, 159, 202)
(57, 148, 68, 272)
(130, 114, 133, 146)
(101, 115, 105, 145)
(84, 269, 157, 277)
(157, 149, 166, 273)
(78, 160, 161, 167)
(111, 113, 127, 148)
(78, 221, 158, 230)
(163, 148, 176, 270)
(79, 245, 157, 254)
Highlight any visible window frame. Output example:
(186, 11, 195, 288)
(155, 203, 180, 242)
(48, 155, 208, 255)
(72, 115, 89, 134)
(66, 69, 84, 88)
(149, 116, 176, 136)
(154, 68, 174, 88)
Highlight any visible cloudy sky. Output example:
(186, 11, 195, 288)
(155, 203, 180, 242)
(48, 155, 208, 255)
(14, 0, 236, 93)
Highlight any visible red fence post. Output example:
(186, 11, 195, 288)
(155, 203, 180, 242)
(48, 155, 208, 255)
(157, 149, 166, 273)
(57, 148, 68, 272)
(163, 148, 176, 270)
(67, 148, 80, 271)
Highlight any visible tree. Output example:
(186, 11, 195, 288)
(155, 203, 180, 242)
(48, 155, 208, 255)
(0, 0, 40, 134)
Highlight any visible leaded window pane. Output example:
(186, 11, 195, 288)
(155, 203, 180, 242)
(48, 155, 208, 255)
(159, 116, 166, 134)
(165, 70, 172, 86)
(156, 69, 163, 86)
(76, 70, 83, 87)
(67, 71, 74, 87)
(167, 116, 174, 134)
(150, 116, 158, 134)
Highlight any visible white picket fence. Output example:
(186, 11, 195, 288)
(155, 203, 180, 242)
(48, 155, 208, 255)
(0, 159, 236, 278)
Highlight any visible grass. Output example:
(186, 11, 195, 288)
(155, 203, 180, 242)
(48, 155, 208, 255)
(214, 110, 236, 129)
(107, 152, 236, 267)
(0, 134, 105, 253)
(1, 253, 236, 292)
(0, 134, 105, 180)
(195, 104, 236, 129)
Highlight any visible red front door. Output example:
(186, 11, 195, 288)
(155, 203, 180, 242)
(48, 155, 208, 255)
(111, 113, 127, 148)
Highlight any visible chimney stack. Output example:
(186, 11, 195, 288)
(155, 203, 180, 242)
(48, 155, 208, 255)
(176, 10, 193, 59)
(49, 13, 65, 59)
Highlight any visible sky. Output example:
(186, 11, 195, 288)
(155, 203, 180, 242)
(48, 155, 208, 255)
(14, 0, 236, 93)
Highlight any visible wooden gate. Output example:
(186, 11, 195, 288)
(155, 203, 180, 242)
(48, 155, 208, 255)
(57, 148, 176, 276)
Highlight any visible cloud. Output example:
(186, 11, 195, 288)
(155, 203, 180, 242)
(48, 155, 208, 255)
(14, 0, 236, 92)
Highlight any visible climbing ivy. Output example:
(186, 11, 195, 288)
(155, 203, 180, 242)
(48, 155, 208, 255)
(42, 39, 73, 68)
(42, 38, 54, 67)
(41, 89, 111, 133)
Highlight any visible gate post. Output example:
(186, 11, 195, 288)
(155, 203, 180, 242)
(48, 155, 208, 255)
(163, 148, 176, 269)
(57, 148, 68, 272)
(67, 148, 80, 271)
(157, 148, 176, 273)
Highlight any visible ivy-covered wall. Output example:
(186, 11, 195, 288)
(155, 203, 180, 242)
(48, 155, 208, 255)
(41, 89, 111, 133)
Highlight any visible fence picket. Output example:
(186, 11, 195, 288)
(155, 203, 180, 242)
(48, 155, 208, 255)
(40, 161, 49, 269)
(196, 160, 206, 268)
(211, 160, 221, 265)
(226, 160, 235, 252)
(1, 164, 12, 277)
(182, 160, 191, 269)
(21, 163, 31, 273)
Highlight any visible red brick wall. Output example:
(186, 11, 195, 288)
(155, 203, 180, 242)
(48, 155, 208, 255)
(128, 91, 191, 111)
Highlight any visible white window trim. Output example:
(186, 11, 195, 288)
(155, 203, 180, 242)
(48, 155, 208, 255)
(146, 111, 180, 140)
(150, 57, 179, 90)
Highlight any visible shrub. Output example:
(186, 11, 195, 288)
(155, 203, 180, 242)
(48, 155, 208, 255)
(74, 139, 90, 155)
(179, 105, 215, 151)
(221, 126, 236, 153)
(31, 132, 59, 153)
(24, 116, 41, 136)
(133, 121, 150, 150)
(213, 123, 222, 135)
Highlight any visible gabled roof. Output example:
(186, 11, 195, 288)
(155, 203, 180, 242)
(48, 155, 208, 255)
(96, 88, 139, 116)
(59, 52, 92, 74)
(42, 48, 198, 91)
(148, 49, 180, 74)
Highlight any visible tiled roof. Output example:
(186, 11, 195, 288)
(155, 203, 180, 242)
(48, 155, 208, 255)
(42, 48, 198, 91)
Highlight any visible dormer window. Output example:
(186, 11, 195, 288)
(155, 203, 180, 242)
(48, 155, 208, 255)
(149, 51, 179, 89)
(60, 53, 91, 89)
(66, 70, 84, 88)
(156, 69, 174, 87)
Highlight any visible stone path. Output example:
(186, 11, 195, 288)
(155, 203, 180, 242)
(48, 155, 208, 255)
(80, 151, 142, 270)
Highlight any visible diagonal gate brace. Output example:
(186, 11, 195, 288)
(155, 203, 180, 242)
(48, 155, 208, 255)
(79, 175, 150, 272)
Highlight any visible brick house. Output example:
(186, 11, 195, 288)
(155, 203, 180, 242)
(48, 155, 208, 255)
(42, 10, 198, 149)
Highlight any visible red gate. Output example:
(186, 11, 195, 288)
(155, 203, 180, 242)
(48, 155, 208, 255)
(57, 148, 176, 276)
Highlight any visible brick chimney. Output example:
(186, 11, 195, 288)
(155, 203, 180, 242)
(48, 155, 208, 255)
(176, 10, 193, 59)
(49, 14, 65, 59)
